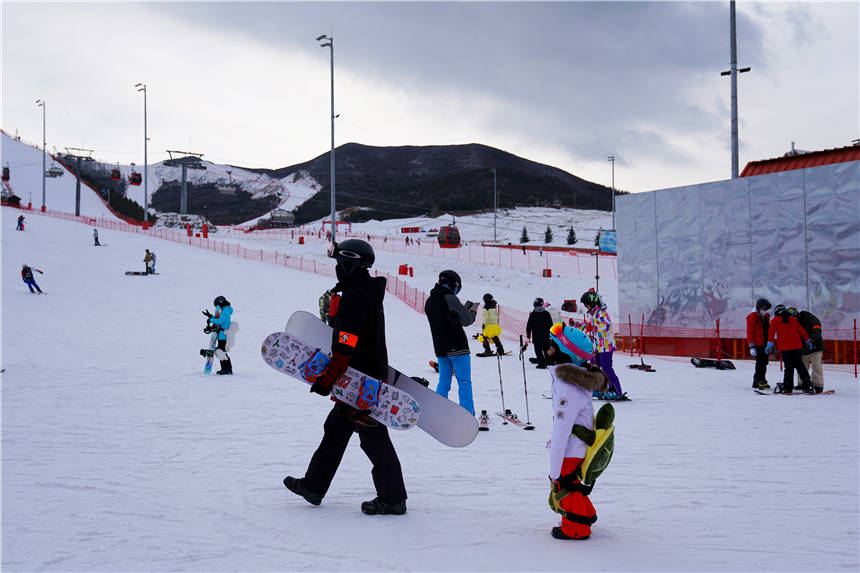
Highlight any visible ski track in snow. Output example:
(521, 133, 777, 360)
(2, 208, 858, 572)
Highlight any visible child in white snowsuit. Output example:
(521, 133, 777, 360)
(546, 322, 609, 540)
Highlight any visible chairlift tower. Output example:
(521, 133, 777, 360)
(165, 150, 205, 214)
(721, 0, 751, 179)
(35, 100, 46, 211)
(64, 147, 94, 217)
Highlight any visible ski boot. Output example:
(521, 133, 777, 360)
(752, 379, 770, 390)
(217, 358, 233, 375)
(773, 383, 792, 394)
(796, 383, 814, 394)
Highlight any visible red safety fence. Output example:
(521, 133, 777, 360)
(8, 206, 857, 376)
(221, 226, 617, 279)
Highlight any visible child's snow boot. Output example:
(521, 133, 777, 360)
(551, 526, 589, 540)
(217, 358, 233, 375)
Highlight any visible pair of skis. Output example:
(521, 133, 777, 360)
(482, 335, 535, 431)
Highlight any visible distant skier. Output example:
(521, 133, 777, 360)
(745, 298, 772, 390)
(151, 250, 157, 273)
(17, 215, 25, 231)
(93, 228, 100, 246)
(425, 269, 479, 415)
(477, 293, 505, 357)
(546, 323, 609, 540)
(203, 295, 233, 375)
(525, 297, 554, 369)
(21, 264, 44, 294)
(580, 289, 625, 399)
(143, 249, 155, 274)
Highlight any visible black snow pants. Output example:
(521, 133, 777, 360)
(752, 345, 769, 384)
(533, 338, 551, 368)
(781, 349, 811, 392)
(304, 402, 406, 504)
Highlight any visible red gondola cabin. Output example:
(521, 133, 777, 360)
(110, 168, 121, 181)
(2, 167, 9, 181)
(437, 225, 460, 248)
(129, 172, 142, 185)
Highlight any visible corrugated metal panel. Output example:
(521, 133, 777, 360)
(740, 146, 860, 177)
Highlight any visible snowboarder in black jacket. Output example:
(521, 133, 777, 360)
(526, 297, 554, 368)
(283, 239, 407, 515)
(424, 269, 478, 414)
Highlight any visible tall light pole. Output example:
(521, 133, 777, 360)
(135, 83, 149, 223)
(608, 155, 615, 231)
(490, 168, 497, 241)
(317, 33, 336, 242)
(721, 0, 750, 179)
(35, 99, 46, 211)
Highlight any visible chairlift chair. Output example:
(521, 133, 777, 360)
(1, 166, 9, 182)
(46, 165, 64, 178)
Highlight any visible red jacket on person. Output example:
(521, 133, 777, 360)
(746, 311, 770, 347)
(768, 315, 809, 352)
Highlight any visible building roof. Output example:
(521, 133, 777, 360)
(739, 144, 860, 177)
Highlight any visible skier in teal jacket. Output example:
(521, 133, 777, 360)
(204, 295, 233, 374)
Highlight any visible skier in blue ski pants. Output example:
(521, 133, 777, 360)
(435, 354, 474, 415)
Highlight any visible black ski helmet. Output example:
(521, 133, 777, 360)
(438, 269, 462, 294)
(534, 297, 544, 308)
(755, 298, 772, 311)
(580, 290, 601, 308)
(483, 293, 494, 304)
(329, 239, 375, 279)
(214, 295, 230, 308)
(773, 304, 787, 316)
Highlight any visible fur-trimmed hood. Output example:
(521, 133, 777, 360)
(554, 363, 609, 392)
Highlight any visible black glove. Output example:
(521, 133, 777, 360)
(310, 351, 350, 396)
(202, 309, 213, 319)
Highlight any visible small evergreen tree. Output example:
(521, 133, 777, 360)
(544, 225, 553, 243)
(567, 226, 577, 245)
(520, 226, 530, 243)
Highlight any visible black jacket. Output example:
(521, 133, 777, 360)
(330, 270, 388, 380)
(796, 310, 824, 355)
(526, 307, 554, 343)
(425, 283, 476, 357)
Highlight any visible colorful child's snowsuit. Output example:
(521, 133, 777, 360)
(582, 304, 623, 396)
(548, 362, 608, 539)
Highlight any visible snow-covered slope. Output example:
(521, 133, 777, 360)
(2, 207, 857, 572)
(1, 132, 120, 219)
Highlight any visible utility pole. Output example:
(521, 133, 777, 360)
(135, 83, 149, 223)
(608, 155, 615, 231)
(721, 0, 751, 178)
(35, 99, 46, 211)
(317, 33, 336, 242)
(491, 168, 497, 241)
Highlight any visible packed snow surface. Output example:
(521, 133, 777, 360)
(2, 208, 857, 572)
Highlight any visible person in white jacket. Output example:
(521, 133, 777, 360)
(546, 322, 609, 540)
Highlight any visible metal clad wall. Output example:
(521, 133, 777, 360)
(805, 161, 860, 328)
(616, 192, 658, 325)
(655, 185, 703, 328)
(617, 161, 859, 334)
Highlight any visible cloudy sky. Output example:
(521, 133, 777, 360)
(2, 1, 857, 193)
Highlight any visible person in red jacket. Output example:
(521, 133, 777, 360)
(767, 304, 814, 394)
(746, 298, 772, 390)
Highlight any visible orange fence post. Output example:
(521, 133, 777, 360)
(855, 319, 857, 378)
(639, 313, 645, 358)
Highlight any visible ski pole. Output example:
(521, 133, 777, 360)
(520, 335, 531, 424)
(496, 352, 507, 424)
